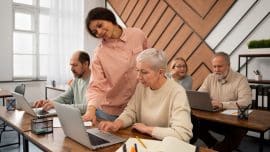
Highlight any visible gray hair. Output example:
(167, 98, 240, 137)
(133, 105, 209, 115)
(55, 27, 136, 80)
(136, 48, 167, 71)
(213, 52, 230, 65)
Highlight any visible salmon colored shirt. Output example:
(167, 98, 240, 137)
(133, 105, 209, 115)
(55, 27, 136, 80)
(86, 27, 148, 115)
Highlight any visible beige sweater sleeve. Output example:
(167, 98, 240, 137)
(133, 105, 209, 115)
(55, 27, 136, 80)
(151, 91, 193, 142)
(222, 76, 252, 109)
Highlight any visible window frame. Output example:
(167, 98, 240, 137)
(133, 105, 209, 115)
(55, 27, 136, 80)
(12, 0, 49, 80)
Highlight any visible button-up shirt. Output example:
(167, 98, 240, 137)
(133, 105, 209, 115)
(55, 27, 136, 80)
(199, 69, 252, 109)
(86, 27, 148, 115)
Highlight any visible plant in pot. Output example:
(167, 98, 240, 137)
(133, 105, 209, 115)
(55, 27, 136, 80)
(248, 39, 270, 49)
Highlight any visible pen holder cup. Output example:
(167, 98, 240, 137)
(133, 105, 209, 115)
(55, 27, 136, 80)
(237, 107, 249, 120)
(5, 97, 16, 111)
(254, 75, 262, 81)
(31, 118, 53, 135)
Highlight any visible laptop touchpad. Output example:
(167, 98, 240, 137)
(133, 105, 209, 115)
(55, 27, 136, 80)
(88, 133, 109, 146)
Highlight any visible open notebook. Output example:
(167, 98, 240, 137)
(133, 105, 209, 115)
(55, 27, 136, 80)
(116, 136, 196, 152)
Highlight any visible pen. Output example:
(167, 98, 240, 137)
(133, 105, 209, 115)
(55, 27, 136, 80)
(134, 143, 138, 152)
(122, 143, 127, 152)
(236, 102, 241, 110)
(136, 136, 147, 149)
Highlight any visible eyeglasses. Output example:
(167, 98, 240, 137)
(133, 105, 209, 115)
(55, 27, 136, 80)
(173, 65, 187, 69)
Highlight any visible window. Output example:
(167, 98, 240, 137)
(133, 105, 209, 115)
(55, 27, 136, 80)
(13, 0, 50, 80)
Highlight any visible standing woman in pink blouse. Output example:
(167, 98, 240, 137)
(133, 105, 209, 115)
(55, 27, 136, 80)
(82, 7, 148, 124)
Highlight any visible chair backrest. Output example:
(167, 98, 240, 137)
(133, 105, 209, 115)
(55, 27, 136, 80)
(14, 84, 26, 96)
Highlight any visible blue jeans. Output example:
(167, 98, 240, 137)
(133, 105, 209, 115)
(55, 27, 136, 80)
(96, 109, 118, 121)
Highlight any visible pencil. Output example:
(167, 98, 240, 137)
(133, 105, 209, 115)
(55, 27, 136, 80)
(122, 143, 127, 152)
(136, 136, 147, 149)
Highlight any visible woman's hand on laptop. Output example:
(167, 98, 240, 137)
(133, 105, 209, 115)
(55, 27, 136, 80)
(98, 120, 123, 132)
(82, 106, 97, 125)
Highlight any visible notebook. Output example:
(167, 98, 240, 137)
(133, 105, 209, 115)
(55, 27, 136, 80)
(12, 92, 57, 118)
(186, 90, 220, 112)
(54, 102, 126, 150)
(116, 136, 196, 152)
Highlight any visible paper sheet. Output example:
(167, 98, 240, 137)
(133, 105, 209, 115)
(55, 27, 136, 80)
(116, 137, 196, 152)
(221, 109, 253, 116)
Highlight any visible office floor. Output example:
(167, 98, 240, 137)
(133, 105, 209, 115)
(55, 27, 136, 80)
(0, 126, 41, 152)
(0, 125, 270, 152)
(195, 131, 270, 152)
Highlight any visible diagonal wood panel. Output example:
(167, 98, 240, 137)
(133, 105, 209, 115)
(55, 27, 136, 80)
(184, 0, 217, 18)
(147, 7, 175, 47)
(108, 0, 235, 89)
(166, 0, 235, 38)
(125, 0, 148, 27)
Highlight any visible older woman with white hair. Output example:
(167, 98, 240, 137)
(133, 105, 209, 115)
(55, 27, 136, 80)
(98, 48, 193, 142)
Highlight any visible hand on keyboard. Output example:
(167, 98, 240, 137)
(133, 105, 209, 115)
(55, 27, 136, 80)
(37, 109, 49, 115)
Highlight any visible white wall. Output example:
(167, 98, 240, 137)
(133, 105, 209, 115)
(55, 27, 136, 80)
(206, 0, 270, 79)
(0, 1, 13, 81)
(83, 0, 105, 57)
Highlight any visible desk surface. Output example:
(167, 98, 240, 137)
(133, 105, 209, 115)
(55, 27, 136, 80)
(0, 107, 214, 152)
(0, 89, 12, 97)
(0, 106, 33, 133)
(23, 127, 214, 152)
(192, 109, 270, 132)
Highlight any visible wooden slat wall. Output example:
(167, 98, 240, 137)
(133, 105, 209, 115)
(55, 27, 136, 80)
(108, 0, 235, 89)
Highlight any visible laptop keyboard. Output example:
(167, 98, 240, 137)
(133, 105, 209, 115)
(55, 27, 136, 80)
(88, 133, 109, 146)
(37, 109, 49, 115)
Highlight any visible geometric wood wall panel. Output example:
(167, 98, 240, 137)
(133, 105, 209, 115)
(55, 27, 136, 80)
(108, 0, 235, 89)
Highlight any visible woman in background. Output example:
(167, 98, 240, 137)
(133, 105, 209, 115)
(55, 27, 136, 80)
(169, 57, 192, 90)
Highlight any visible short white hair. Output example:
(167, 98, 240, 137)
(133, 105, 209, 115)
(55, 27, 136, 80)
(136, 48, 167, 71)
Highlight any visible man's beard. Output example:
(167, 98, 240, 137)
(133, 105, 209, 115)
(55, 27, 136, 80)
(215, 73, 225, 81)
(73, 72, 83, 78)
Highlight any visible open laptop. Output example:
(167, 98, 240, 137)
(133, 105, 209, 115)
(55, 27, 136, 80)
(12, 92, 57, 118)
(186, 90, 220, 112)
(54, 102, 126, 150)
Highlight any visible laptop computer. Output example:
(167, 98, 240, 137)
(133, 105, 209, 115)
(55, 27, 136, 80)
(12, 92, 57, 118)
(54, 102, 126, 150)
(186, 90, 219, 112)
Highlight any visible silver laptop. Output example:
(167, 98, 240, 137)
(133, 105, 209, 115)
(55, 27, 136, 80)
(12, 92, 57, 118)
(186, 90, 219, 112)
(54, 102, 126, 150)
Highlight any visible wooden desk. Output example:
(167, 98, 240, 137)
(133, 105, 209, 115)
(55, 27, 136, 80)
(0, 107, 214, 152)
(192, 109, 270, 152)
(45, 85, 68, 100)
(23, 127, 214, 152)
(0, 107, 33, 132)
(0, 106, 34, 150)
(0, 89, 12, 106)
